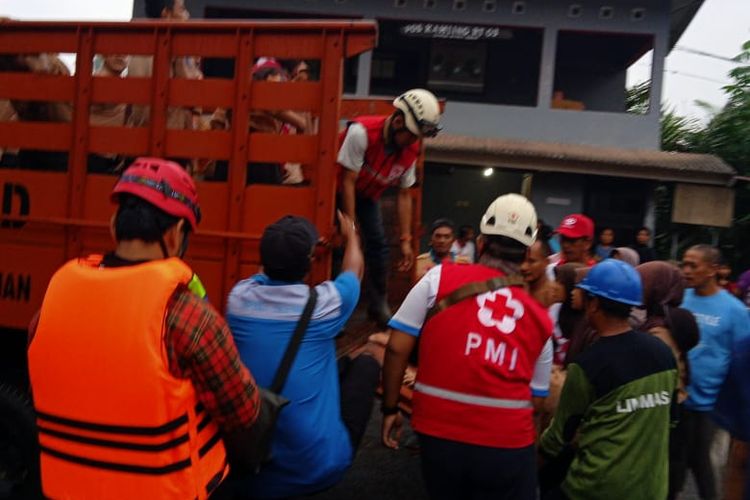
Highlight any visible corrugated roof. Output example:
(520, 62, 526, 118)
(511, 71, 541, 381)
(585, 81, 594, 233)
(424, 134, 735, 186)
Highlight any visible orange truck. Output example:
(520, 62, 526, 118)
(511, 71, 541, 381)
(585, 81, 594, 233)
(0, 19, 429, 497)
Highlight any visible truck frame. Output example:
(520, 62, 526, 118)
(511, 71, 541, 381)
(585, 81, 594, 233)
(0, 19, 432, 498)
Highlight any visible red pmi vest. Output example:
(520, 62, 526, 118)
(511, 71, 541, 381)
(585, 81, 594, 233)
(338, 115, 420, 200)
(412, 263, 552, 448)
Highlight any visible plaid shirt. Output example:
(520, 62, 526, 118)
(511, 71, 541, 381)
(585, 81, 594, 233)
(165, 285, 260, 432)
(29, 255, 260, 433)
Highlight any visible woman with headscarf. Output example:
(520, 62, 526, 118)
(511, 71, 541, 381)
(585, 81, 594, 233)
(610, 246, 640, 268)
(636, 260, 700, 500)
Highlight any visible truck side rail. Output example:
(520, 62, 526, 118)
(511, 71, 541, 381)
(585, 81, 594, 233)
(0, 20, 377, 328)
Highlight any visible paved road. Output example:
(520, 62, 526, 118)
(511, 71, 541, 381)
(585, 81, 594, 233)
(314, 408, 428, 500)
(314, 408, 704, 500)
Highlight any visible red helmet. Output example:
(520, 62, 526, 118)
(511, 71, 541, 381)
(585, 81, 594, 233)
(111, 157, 201, 230)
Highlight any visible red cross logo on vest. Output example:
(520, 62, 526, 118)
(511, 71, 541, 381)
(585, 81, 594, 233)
(476, 288, 524, 334)
(385, 165, 406, 183)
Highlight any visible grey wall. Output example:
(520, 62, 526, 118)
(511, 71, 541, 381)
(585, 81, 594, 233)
(531, 173, 655, 245)
(555, 69, 629, 113)
(530, 173, 585, 229)
(421, 163, 523, 251)
(141, 0, 669, 34)
(441, 102, 660, 148)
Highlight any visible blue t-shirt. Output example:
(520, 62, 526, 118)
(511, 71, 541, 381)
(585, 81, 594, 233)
(683, 288, 750, 411)
(226, 272, 360, 498)
(594, 244, 613, 260)
(713, 331, 750, 440)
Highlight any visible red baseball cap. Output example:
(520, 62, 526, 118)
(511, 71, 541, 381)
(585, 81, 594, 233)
(556, 214, 594, 239)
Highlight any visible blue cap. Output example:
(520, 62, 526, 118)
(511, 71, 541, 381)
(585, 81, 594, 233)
(576, 258, 643, 306)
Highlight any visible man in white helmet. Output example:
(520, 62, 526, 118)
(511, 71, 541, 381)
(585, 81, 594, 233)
(337, 88, 442, 326)
(381, 194, 554, 500)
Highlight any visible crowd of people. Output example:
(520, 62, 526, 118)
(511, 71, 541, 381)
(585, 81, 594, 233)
(24, 77, 445, 497)
(10, 1, 750, 499)
(27, 148, 750, 500)
(395, 210, 750, 500)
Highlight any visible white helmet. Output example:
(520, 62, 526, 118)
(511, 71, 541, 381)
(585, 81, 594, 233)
(393, 88, 442, 138)
(479, 193, 538, 247)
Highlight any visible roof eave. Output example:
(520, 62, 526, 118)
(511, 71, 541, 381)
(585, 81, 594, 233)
(669, 0, 705, 49)
(424, 145, 735, 187)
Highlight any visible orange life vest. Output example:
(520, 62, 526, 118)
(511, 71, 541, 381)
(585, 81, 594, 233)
(28, 256, 228, 499)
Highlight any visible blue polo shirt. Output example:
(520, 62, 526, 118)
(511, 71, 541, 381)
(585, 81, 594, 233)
(226, 272, 360, 498)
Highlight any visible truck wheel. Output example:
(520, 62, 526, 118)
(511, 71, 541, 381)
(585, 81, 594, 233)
(0, 384, 41, 499)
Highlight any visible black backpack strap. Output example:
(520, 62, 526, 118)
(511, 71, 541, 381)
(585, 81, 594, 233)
(425, 275, 525, 322)
(269, 288, 318, 394)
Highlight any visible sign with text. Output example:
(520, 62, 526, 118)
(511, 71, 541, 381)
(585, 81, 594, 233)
(400, 23, 513, 41)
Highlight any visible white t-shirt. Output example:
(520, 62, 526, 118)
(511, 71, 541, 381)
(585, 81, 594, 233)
(336, 122, 416, 189)
(388, 265, 554, 397)
(451, 240, 476, 263)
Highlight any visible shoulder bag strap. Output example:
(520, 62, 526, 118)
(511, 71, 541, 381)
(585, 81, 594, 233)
(425, 275, 525, 322)
(270, 287, 318, 394)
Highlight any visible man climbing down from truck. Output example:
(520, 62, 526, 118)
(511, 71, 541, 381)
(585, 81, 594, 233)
(27, 157, 265, 499)
(337, 88, 442, 327)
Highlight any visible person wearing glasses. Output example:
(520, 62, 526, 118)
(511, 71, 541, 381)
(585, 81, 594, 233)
(337, 88, 442, 327)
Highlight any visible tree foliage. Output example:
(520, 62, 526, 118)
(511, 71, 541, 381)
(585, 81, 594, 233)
(661, 109, 700, 152)
(693, 41, 750, 176)
(644, 40, 750, 272)
(625, 80, 650, 115)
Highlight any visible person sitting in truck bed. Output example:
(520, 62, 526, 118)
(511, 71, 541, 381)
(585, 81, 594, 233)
(0, 99, 19, 167)
(88, 54, 130, 173)
(209, 57, 308, 184)
(279, 59, 317, 185)
(0, 51, 71, 171)
(0, 51, 133, 173)
(126, 0, 202, 132)
(125, 0, 203, 171)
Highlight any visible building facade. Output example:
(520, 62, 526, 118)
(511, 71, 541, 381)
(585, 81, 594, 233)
(132, 0, 733, 250)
